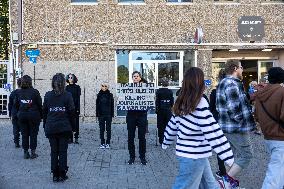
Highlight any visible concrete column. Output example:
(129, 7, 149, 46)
(197, 49, 213, 95)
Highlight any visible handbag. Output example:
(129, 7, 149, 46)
(260, 101, 284, 129)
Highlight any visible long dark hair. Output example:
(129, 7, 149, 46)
(52, 73, 66, 95)
(21, 75, 32, 89)
(173, 67, 205, 116)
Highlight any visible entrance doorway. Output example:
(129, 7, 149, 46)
(212, 59, 274, 92)
(241, 60, 258, 91)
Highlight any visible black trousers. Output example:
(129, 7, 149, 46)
(217, 157, 227, 176)
(48, 134, 69, 172)
(12, 117, 20, 144)
(71, 114, 80, 140)
(157, 110, 172, 144)
(18, 118, 40, 151)
(127, 113, 147, 159)
(98, 116, 112, 145)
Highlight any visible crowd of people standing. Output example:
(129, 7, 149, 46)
(7, 60, 284, 188)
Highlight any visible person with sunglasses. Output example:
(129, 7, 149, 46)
(66, 73, 81, 144)
(96, 83, 114, 149)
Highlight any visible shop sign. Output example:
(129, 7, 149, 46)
(237, 16, 265, 42)
(116, 83, 155, 111)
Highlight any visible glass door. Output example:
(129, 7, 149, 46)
(0, 61, 10, 118)
(257, 60, 274, 82)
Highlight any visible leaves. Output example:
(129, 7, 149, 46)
(0, 0, 9, 60)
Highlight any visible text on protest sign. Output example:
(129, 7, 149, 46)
(117, 83, 155, 111)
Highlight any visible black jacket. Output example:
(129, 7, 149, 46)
(96, 90, 114, 117)
(66, 84, 81, 113)
(14, 88, 42, 120)
(8, 89, 20, 118)
(43, 91, 75, 137)
(155, 88, 174, 113)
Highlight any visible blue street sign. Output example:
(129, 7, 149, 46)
(25, 49, 40, 58)
(29, 57, 37, 64)
(4, 83, 11, 91)
(204, 79, 212, 86)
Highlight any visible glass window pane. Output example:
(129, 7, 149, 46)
(132, 52, 180, 60)
(212, 62, 225, 87)
(133, 63, 155, 83)
(118, 0, 144, 2)
(167, 0, 192, 2)
(71, 0, 97, 2)
(262, 0, 284, 2)
(0, 64, 7, 88)
(259, 62, 273, 81)
(158, 62, 179, 87)
(116, 50, 130, 116)
(117, 50, 129, 84)
(183, 50, 194, 74)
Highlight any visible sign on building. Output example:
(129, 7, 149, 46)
(237, 16, 265, 42)
(117, 83, 155, 111)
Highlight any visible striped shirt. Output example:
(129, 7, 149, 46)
(163, 97, 234, 167)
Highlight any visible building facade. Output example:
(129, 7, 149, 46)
(4, 0, 284, 119)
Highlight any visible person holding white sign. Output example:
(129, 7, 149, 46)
(127, 71, 148, 165)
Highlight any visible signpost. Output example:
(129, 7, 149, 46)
(25, 49, 40, 86)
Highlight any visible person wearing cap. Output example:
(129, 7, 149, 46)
(255, 67, 284, 189)
(155, 77, 174, 145)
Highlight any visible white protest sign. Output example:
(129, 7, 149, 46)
(117, 83, 155, 111)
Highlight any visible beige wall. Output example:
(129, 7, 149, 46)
(10, 0, 284, 120)
(10, 0, 284, 45)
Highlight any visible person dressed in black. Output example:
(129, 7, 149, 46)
(8, 78, 22, 148)
(96, 83, 114, 149)
(43, 73, 75, 182)
(14, 75, 42, 159)
(155, 78, 174, 145)
(127, 71, 148, 165)
(66, 73, 81, 144)
(209, 69, 226, 178)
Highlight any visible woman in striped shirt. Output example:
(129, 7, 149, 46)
(162, 67, 234, 189)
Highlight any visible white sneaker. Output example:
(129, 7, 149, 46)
(218, 179, 230, 189)
(99, 144, 105, 149)
(218, 179, 245, 189)
(105, 144, 110, 149)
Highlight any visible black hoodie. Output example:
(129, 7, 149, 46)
(96, 90, 114, 117)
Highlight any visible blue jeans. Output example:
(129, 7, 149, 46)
(261, 140, 284, 189)
(225, 133, 253, 169)
(172, 156, 220, 189)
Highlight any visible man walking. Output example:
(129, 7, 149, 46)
(216, 59, 256, 188)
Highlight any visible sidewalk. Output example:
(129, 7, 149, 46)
(0, 120, 268, 189)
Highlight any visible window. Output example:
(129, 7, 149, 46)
(167, 0, 192, 2)
(262, 0, 284, 2)
(213, 0, 239, 2)
(118, 0, 144, 2)
(71, 0, 97, 3)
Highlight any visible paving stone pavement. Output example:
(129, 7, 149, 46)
(0, 119, 269, 189)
